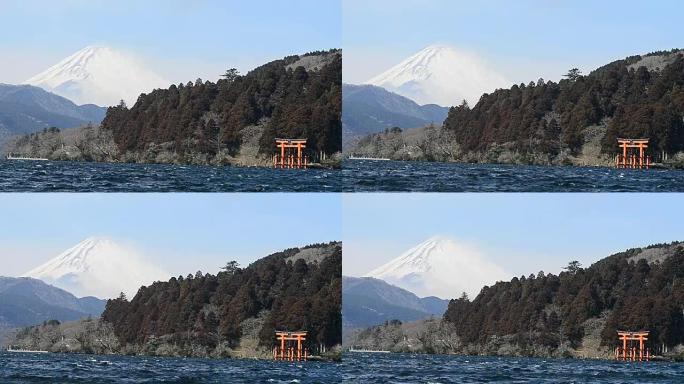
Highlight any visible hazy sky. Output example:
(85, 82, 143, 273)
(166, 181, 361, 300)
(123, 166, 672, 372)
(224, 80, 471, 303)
(0, 194, 341, 277)
(343, 193, 684, 278)
(0, 0, 341, 85)
(344, 0, 684, 84)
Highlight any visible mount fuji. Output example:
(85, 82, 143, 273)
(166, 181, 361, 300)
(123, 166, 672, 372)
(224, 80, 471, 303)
(25, 46, 169, 107)
(366, 44, 510, 107)
(365, 236, 509, 300)
(24, 237, 169, 299)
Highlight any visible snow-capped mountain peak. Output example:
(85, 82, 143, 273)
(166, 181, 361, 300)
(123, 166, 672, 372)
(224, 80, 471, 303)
(365, 236, 508, 299)
(24, 45, 169, 107)
(366, 44, 510, 107)
(24, 237, 169, 299)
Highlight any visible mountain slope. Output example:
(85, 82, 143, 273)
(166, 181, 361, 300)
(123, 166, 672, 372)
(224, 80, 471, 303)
(0, 84, 105, 138)
(25, 46, 169, 106)
(366, 236, 508, 299)
(0, 276, 105, 328)
(342, 83, 448, 146)
(342, 276, 448, 329)
(101, 49, 341, 159)
(367, 44, 510, 107)
(444, 242, 684, 356)
(442, 49, 684, 161)
(101, 242, 342, 356)
(24, 237, 169, 299)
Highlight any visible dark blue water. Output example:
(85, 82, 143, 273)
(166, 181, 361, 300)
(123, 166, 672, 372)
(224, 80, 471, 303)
(341, 353, 684, 383)
(3, 352, 682, 383)
(0, 352, 338, 383)
(342, 160, 684, 192)
(0, 160, 341, 192)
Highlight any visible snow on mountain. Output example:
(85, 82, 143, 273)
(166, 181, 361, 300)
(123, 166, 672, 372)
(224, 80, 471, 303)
(23, 237, 169, 299)
(24, 46, 169, 107)
(366, 44, 510, 107)
(365, 236, 509, 300)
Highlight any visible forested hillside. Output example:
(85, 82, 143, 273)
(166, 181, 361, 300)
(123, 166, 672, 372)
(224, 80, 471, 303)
(345, 243, 684, 360)
(100, 50, 341, 163)
(352, 50, 684, 166)
(101, 242, 341, 358)
(444, 50, 684, 161)
(444, 242, 684, 356)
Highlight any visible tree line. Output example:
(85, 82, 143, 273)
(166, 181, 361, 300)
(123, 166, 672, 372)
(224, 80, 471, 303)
(101, 242, 342, 355)
(443, 50, 684, 160)
(100, 50, 341, 160)
(443, 243, 684, 354)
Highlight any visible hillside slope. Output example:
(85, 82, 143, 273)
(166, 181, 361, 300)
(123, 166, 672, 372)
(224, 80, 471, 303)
(346, 243, 684, 360)
(101, 242, 341, 357)
(342, 276, 448, 331)
(443, 50, 684, 162)
(100, 50, 341, 164)
(342, 84, 448, 147)
(352, 50, 684, 166)
(0, 84, 105, 141)
(0, 277, 105, 328)
(444, 242, 684, 357)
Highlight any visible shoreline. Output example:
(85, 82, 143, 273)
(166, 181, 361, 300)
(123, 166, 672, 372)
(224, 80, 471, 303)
(1, 348, 342, 362)
(343, 349, 683, 363)
(2, 157, 342, 170)
(344, 157, 680, 171)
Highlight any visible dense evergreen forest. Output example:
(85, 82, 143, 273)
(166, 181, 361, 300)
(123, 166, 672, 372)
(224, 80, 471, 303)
(100, 49, 341, 161)
(443, 50, 684, 160)
(101, 242, 341, 357)
(444, 243, 684, 355)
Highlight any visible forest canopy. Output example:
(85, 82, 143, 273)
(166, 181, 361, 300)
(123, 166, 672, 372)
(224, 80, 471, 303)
(443, 243, 684, 353)
(101, 242, 342, 355)
(443, 50, 684, 159)
(100, 50, 341, 159)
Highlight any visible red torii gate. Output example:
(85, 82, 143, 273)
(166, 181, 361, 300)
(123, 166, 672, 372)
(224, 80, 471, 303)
(273, 138, 308, 169)
(274, 331, 308, 362)
(615, 330, 650, 362)
(615, 138, 650, 169)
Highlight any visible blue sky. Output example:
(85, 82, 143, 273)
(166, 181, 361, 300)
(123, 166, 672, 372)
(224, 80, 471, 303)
(343, 193, 684, 277)
(0, 194, 341, 277)
(344, 0, 684, 84)
(0, 0, 341, 84)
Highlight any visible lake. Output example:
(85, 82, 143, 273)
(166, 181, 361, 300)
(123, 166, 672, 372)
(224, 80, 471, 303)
(341, 353, 684, 383)
(3, 351, 682, 383)
(0, 352, 339, 383)
(343, 159, 684, 192)
(0, 160, 342, 192)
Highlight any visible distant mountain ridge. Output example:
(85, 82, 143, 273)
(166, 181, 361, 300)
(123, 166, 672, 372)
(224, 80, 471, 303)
(0, 276, 105, 328)
(342, 83, 448, 147)
(0, 83, 105, 140)
(342, 276, 448, 330)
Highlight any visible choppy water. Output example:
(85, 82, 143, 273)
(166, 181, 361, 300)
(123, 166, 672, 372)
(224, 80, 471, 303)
(343, 160, 684, 192)
(3, 352, 682, 383)
(0, 352, 338, 383)
(0, 160, 341, 192)
(341, 353, 684, 383)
